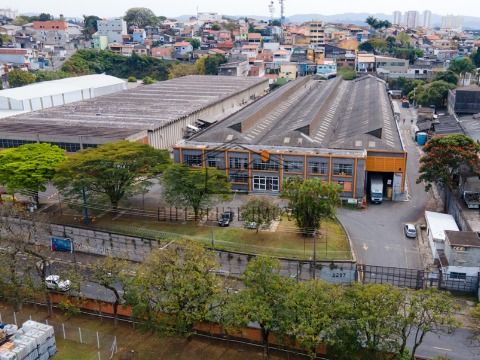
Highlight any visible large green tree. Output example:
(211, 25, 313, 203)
(54, 141, 170, 209)
(241, 197, 278, 233)
(398, 289, 459, 360)
(7, 69, 36, 88)
(124, 7, 158, 28)
(284, 280, 341, 358)
(83, 15, 101, 40)
(221, 256, 295, 360)
(417, 134, 480, 211)
(329, 283, 404, 359)
(412, 80, 456, 108)
(162, 164, 231, 221)
(281, 178, 341, 236)
(125, 241, 220, 334)
(196, 55, 227, 75)
(0, 143, 66, 206)
(448, 57, 475, 76)
(434, 71, 459, 85)
(472, 48, 480, 68)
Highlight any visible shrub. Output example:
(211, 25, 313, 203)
(142, 76, 155, 85)
(128, 76, 137, 82)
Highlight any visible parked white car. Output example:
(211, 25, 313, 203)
(404, 223, 417, 239)
(45, 275, 71, 292)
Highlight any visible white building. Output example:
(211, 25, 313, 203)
(96, 18, 128, 44)
(0, 74, 127, 119)
(425, 211, 459, 260)
(404, 11, 419, 28)
(0, 8, 18, 19)
(423, 10, 432, 28)
(442, 231, 480, 278)
(393, 11, 402, 26)
(197, 12, 222, 25)
(441, 15, 464, 31)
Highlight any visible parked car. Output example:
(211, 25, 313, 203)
(45, 275, 71, 292)
(218, 211, 234, 227)
(404, 223, 417, 238)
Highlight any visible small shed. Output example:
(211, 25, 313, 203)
(425, 211, 459, 260)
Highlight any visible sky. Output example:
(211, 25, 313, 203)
(4, 0, 479, 18)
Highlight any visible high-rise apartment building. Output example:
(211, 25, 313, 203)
(423, 10, 432, 28)
(441, 15, 464, 31)
(96, 18, 128, 44)
(393, 11, 402, 26)
(0, 8, 18, 19)
(405, 11, 419, 28)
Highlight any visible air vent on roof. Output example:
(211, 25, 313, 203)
(355, 140, 363, 147)
(284, 137, 291, 144)
(368, 141, 376, 148)
(366, 128, 383, 139)
(297, 138, 303, 145)
(226, 134, 234, 141)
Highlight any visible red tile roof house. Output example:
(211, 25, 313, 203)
(174, 41, 194, 59)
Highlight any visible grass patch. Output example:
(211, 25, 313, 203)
(80, 215, 352, 261)
(56, 339, 99, 360)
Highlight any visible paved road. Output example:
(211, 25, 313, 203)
(337, 103, 427, 269)
(414, 328, 479, 360)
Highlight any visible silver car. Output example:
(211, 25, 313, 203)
(45, 275, 71, 292)
(404, 224, 417, 238)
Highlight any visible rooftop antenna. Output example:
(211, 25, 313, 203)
(278, 0, 285, 24)
(268, 1, 275, 22)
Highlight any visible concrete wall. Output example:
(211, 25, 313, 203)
(49, 224, 356, 284)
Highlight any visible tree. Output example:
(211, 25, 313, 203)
(34, 70, 71, 82)
(338, 67, 357, 80)
(7, 69, 36, 88)
(284, 280, 341, 358)
(412, 80, 456, 108)
(54, 141, 171, 210)
(142, 76, 155, 84)
(398, 289, 459, 360)
(124, 7, 158, 28)
(358, 38, 387, 54)
(186, 38, 200, 50)
(448, 57, 475, 76)
(162, 164, 231, 221)
(434, 71, 459, 85)
(89, 257, 132, 326)
(396, 32, 411, 47)
(417, 134, 480, 211)
(281, 178, 341, 236)
(221, 256, 295, 360)
(0, 34, 12, 47)
(0, 143, 66, 206)
(83, 15, 101, 40)
(329, 284, 404, 359)
(124, 241, 220, 334)
(211, 24, 221, 31)
(472, 48, 480, 68)
(168, 63, 198, 79)
(38, 13, 53, 21)
(241, 197, 278, 233)
(198, 54, 227, 75)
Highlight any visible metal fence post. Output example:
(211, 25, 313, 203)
(79, 327, 83, 344)
(97, 331, 100, 349)
(13, 312, 16, 326)
(62, 323, 66, 339)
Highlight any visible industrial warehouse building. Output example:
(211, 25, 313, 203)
(0, 74, 127, 119)
(174, 75, 407, 202)
(0, 76, 269, 151)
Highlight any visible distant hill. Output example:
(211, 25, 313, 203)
(175, 12, 480, 29)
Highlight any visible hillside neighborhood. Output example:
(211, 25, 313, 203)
(1, 2, 480, 360)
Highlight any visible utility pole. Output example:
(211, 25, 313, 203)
(82, 187, 90, 225)
(313, 229, 317, 280)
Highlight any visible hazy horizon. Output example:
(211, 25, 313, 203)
(4, 0, 479, 19)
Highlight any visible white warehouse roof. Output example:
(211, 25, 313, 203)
(0, 74, 127, 118)
(425, 211, 459, 241)
(0, 74, 125, 101)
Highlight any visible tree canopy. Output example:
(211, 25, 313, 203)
(281, 178, 341, 236)
(162, 164, 231, 220)
(448, 57, 476, 76)
(472, 48, 480, 68)
(417, 134, 480, 210)
(125, 241, 220, 334)
(365, 17, 391, 30)
(83, 15, 101, 39)
(241, 197, 278, 233)
(434, 71, 459, 85)
(7, 69, 36, 88)
(124, 7, 158, 28)
(221, 256, 295, 360)
(411, 80, 456, 108)
(54, 141, 171, 209)
(196, 54, 227, 75)
(0, 143, 66, 205)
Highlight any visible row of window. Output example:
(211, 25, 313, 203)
(0, 139, 97, 152)
(252, 176, 353, 193)
(184, 155, 354, 176)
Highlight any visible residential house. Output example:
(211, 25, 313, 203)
(279, 63, 298, 80)
(174, 41, 193, 60)
(248, 33, 262, 44)
(0, 24, 21, 36)
(241, 44, 259, 59)
(132, 44, 148, 56)
(273, 49, 291, 63)
(305, 21, 325, 47)
(132, 29, 146, 44)
(96, 18, 127, 44)
(218, 60, 250, 77)
(441, 231, 480, 278)
(0, 48, 35, 66)
(375, 56, 409, 74)
(317, 60, 337, 77)
(151, 46, 174, 60)
(356, 53, 376, 72)
(33, 21, 69, 47)
(91, 34, 108, 50)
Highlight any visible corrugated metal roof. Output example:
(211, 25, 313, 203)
(425, 211, 459, 241)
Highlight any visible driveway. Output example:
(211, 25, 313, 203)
(338, 103, 429, 269)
